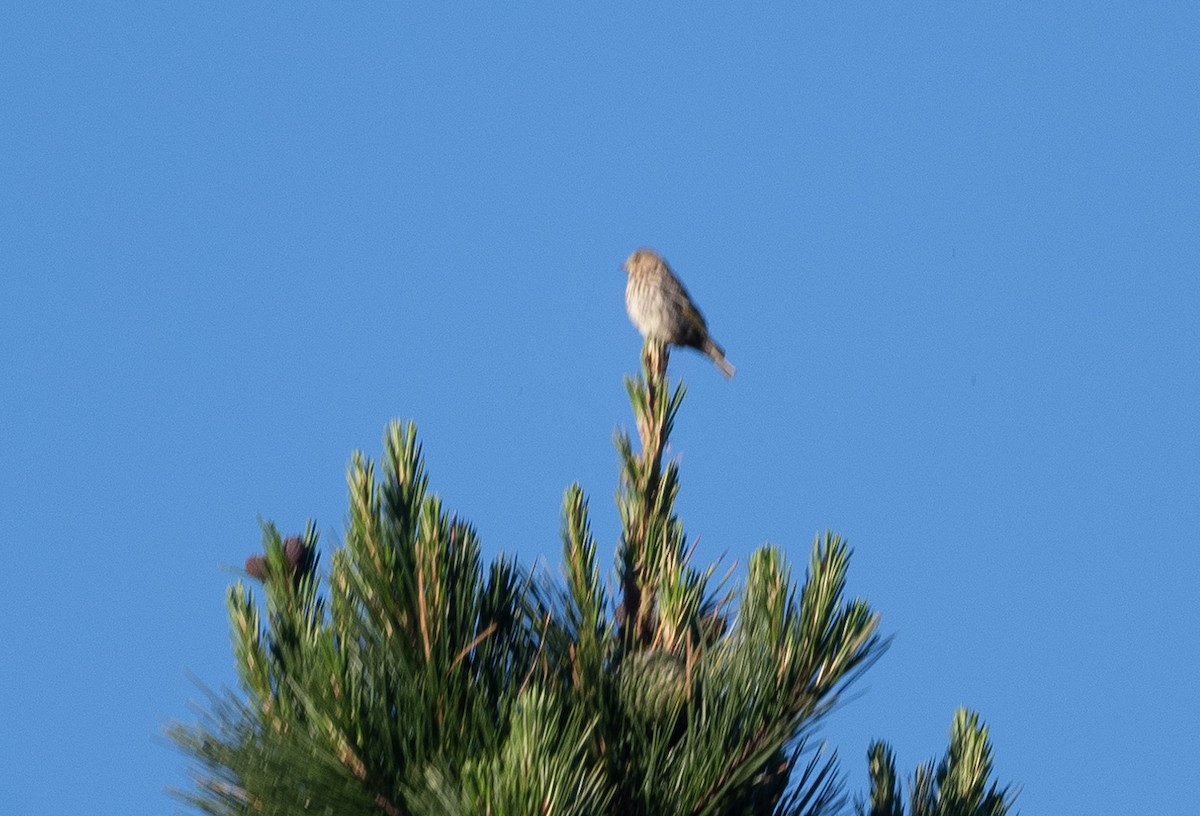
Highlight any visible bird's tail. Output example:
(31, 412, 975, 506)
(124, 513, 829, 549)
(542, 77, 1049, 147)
(704, 338, 735, 378)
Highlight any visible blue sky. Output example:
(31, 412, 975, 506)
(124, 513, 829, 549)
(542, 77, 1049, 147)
(2, 4, 1197, 814)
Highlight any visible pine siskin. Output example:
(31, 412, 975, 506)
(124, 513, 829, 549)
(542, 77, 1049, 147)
(623, 248, 735, 378)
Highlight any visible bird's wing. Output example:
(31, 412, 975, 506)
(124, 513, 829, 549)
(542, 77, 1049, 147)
(680, 300, 708, 332)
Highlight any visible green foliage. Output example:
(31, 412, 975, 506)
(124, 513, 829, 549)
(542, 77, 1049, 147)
(858, 709, 1016, 816)
(404, 687, 612, 816)
(171, 341, 1015, 815)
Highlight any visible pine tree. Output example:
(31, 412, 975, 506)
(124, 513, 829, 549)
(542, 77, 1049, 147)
(170, 340, 1015, 815)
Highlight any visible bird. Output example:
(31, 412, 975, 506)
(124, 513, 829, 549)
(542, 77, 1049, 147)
(623, 248, 734, 378)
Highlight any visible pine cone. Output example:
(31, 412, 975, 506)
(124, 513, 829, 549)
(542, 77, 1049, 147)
(619, 649, 689, 725)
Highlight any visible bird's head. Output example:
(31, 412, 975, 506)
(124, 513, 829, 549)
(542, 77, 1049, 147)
(623, 247, 660, 275)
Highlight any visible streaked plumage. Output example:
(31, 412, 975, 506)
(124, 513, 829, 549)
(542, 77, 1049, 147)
(623, 248, 734, 378)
